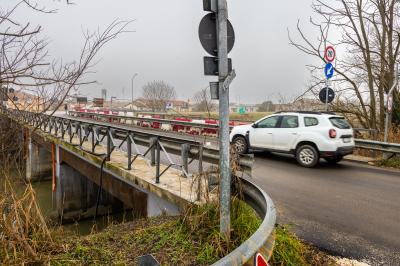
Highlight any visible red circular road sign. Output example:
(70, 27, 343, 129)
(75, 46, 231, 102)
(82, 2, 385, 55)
(325, 46, 336, 62)
(255, 253, 269, 266)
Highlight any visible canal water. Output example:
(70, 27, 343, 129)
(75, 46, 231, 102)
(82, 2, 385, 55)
(12, 177, 132, 235)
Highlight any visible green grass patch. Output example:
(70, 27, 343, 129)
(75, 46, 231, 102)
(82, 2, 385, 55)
(48, 199, 262, 265)
(375, 157, 400, 169)
(270, 226, 308, 266)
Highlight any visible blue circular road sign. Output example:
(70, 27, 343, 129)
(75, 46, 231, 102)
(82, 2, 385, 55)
(325, 63, 334, 79)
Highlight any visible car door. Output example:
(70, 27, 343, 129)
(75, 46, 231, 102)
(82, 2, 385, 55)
(249, 116, 281, 149)
(273, 115, 300, 151)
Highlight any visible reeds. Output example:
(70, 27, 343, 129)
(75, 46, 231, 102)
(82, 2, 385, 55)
(0, 172, 54, 264)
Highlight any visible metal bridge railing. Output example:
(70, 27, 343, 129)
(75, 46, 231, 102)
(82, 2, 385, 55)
(8, 110, 254, 179)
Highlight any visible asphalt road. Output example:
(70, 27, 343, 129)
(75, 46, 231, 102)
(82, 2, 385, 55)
(252, 152, 400, 266)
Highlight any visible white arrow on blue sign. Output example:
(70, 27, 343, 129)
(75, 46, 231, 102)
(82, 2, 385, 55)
(325, 63, 334, 79)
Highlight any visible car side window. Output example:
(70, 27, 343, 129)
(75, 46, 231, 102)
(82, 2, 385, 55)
(280, 116, 299, 128)
(304, 117, 319, 127)
(257, 116, 280, 128)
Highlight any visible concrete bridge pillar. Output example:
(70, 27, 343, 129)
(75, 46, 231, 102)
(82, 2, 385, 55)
(55, 162, 123, 222)
(26, 137, 52, 182)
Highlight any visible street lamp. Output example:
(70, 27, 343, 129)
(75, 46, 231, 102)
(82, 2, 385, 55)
(111, 96, 117, 110)
(131, 73, 138, 106)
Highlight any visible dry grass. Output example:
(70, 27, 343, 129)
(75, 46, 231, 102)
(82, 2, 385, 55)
(0, 174, 57, 264)
(355, 126, 400, 158)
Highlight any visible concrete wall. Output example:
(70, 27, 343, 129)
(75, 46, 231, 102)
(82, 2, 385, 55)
(26, 139, 52, 182)
(55, 162, 123, 222)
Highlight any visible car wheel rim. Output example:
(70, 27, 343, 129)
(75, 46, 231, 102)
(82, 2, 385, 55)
(299, 148, 315, 165)
(234, 139, 246, 153)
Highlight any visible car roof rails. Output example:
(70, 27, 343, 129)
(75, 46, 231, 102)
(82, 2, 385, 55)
(274, 110, 337, 115)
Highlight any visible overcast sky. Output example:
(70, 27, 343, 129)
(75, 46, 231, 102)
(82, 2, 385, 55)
(8, 0, 321, 104)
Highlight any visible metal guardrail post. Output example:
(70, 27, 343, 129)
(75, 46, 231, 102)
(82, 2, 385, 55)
(197, 145, 203, 201)
(181, 143, 190, 177)
(91, 127, 96, 153)
(150, 137, 157, 166)
(155, 138, 160, 184)
(106, 128, 112, 161)
(127, 133, 132, 170)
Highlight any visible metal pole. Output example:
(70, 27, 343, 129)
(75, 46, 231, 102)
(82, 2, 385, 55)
(217, 0, 231, 240)
(131, 73, 138, 107)
(325, 80, 329, 111)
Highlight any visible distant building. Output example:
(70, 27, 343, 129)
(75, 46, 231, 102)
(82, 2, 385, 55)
(229, 103, 258, 113)
(274, 98, 325, 112)
(7, 90, 45, 112)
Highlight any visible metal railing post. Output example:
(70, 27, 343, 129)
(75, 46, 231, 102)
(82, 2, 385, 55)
(150, 137, 157, 166)
(107, 128, 111, 161)
(156, 138, 160, 184)
(91, 128, 95, 153)
(127, 133, 132, 170)
(181, 144, 190, 177)
(197, 145, 204, 201)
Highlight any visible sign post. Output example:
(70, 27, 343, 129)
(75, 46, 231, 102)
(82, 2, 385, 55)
(217, 0, 231, 241)
(200, 0, 235, 241)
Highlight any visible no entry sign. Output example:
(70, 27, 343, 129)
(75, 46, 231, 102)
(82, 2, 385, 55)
(325, 46, 336, 62)
(255, 253, 269, 266)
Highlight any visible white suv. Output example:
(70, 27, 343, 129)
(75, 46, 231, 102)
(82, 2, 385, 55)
(230, 111, 355, 167)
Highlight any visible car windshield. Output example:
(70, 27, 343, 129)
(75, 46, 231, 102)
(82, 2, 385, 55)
(329, 117, 351, 129)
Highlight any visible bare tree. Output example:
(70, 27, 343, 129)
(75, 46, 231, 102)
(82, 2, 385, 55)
(141, 80, 176, 112)
(192, 87, 216, 113)
(0, 1, 133, 129)
(289, 0, 400, 130)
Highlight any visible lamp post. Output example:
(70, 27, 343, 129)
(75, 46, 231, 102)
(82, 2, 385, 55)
(131, 73, 138, 107)
(111, 96, 117, 110)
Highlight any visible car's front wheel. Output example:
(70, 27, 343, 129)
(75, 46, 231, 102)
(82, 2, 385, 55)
(296, 145, 319, 168)
(232, 136, 248, 154)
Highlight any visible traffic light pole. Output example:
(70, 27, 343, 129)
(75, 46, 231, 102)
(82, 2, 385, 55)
(217, 0, 231, 240)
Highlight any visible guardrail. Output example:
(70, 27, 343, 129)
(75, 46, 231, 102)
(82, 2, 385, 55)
(213, 177, 276, 266)
(354, 139, 400, 154)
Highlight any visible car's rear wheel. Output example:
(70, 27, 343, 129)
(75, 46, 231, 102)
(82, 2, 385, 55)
(296, 145, 319, 168)
(232, 136, 248, 154)
(324, 156, 343, 164)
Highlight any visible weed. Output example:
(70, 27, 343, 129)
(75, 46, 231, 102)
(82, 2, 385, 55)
(375, 157, 400, 168)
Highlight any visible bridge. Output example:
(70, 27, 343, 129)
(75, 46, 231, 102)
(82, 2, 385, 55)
(3, 109, 276, 266)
